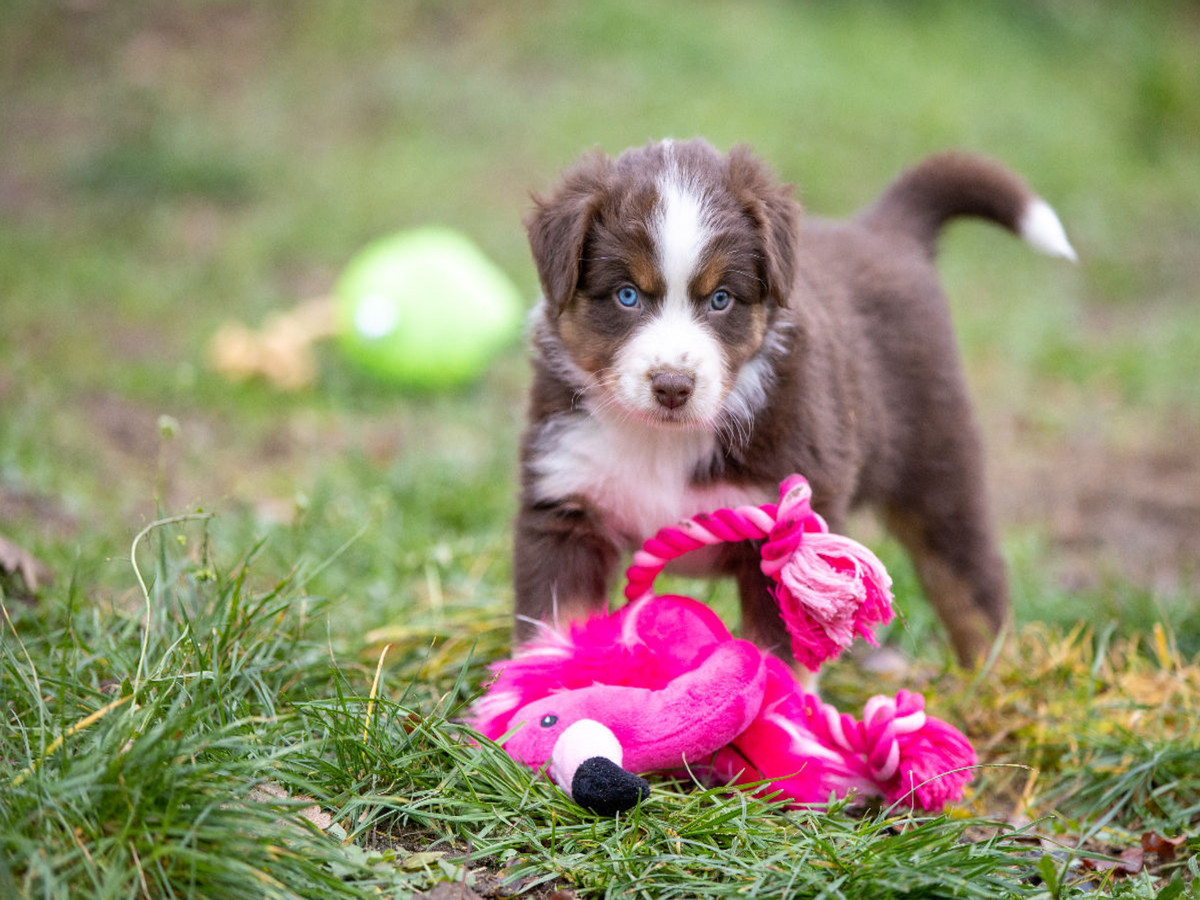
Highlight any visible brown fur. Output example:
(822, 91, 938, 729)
(515, 140, 1058, 666)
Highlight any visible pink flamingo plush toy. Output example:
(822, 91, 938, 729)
(472, 475, 975, 815)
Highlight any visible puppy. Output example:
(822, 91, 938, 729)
(513, 139, 1075, 666)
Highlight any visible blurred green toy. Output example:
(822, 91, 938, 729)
(210, 227, 523, 390)
(335, 227, 524, 388)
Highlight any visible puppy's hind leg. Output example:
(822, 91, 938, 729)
(884, 492, 1010, 668)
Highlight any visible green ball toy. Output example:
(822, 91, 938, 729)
(334, 227, 524, 388)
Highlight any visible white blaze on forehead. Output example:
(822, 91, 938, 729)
(606, 165, 726, 422)
(653, 168, 714, 296)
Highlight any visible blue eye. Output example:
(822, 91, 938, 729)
(710, 289, 732, 311)
(616, 286, 640, 308)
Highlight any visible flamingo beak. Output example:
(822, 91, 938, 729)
(549, 720, 650, 816)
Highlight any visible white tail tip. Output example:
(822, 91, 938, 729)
(1020, 198, 1078, 263)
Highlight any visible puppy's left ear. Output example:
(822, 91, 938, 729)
(729, 146, 802, 307)
(526, 150, 612, 315)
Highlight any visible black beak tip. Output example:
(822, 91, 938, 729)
(570, 756, 651, 816)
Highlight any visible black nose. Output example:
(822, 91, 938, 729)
(570, 756, 651, 816)
(651, 371, 695, 410)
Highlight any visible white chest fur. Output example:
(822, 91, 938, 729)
(529, 413, 769, 548)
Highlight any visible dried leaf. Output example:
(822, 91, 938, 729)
(1080, 846, 1143, 877)
(1141, 830, 1185, 863)
(0, 535, 51, 595)
(247, 782, 335, 832)
(1117, 846, 1144, 874)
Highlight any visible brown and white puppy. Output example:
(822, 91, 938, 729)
(514, 139, 1075, 667)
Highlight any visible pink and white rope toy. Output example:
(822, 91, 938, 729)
(474, 475, 975, 815)
(625, 473, 894, 671)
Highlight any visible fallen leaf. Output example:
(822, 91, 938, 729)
(1117, 846, 1144, 874)
(1081, 846, 1143, 877)
(247, 782, 335, 833)
(0, 535, 51, 596)
(1141, 830, 1186, 864)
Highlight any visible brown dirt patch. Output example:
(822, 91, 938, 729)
(988, 406, 1200, 595)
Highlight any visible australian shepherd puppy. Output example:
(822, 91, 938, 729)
(513, 139, 1074, 666)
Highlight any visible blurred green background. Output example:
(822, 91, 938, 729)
(2, 0, 1199, 658)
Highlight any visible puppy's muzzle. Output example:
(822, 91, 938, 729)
(650, 370, 695, 411)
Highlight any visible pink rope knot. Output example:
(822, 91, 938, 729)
(623, 475, 895, 670)
(792, 688, 974, 808)
(875, 690, 976, 809)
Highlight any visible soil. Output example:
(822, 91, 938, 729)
(986, 407, 1200, 596)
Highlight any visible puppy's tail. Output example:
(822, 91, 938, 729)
(859, 151, 1077, 262)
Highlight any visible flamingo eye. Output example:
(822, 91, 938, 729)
(540, 714, 558, 728)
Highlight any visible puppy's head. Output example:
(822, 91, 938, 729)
(527, 139, 800, 429)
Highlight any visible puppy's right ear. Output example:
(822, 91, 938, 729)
(525, 150, 611, 315)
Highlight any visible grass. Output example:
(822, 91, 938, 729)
(3, 0, 1200, 897)
(4, 521, 1198, 898)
